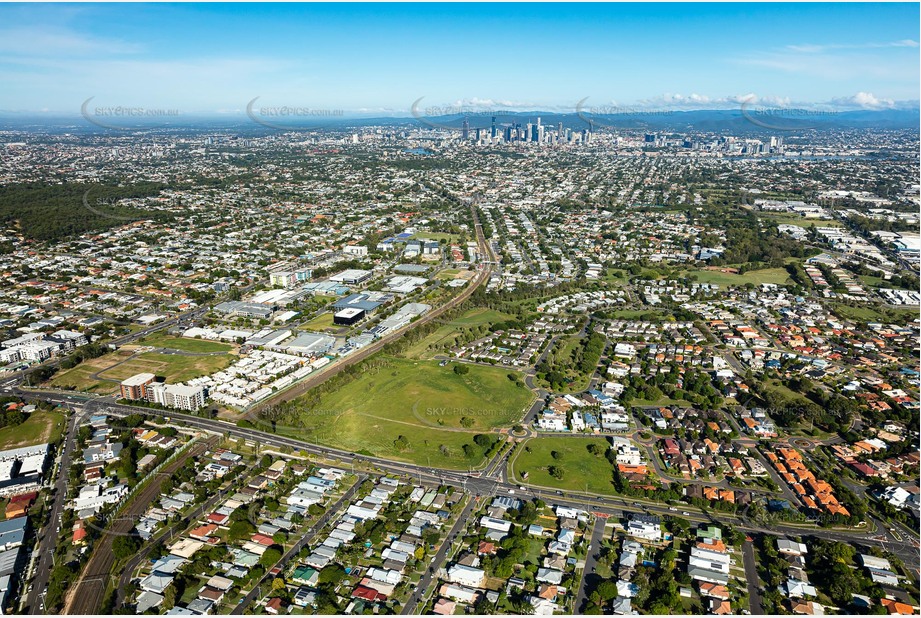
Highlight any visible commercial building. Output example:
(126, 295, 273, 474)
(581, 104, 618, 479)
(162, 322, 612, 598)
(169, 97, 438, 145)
(284, 332, 336, 356)
(343, 245, 368, 257)
(121, 372, 157, 400)
(329, 269, 373, 285)
(213, 301, 275, 320)
(333, 307, 365, 326)
(332, 292, 392, 313)
(384, 276, 428, 294)
(147, 383, 208, 411)
(269, 268, 312, 289)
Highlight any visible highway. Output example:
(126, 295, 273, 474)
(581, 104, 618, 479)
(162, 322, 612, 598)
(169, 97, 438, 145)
(6, 386, 919, 615)
(19, 388, 918, 572)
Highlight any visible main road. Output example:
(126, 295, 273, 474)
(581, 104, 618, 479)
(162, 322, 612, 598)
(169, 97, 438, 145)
(16, 388, 917, 574)
(22, 406, 85, 614)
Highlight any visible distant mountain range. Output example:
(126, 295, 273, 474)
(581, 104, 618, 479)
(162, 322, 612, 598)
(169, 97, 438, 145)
(1, 107, 917, 134)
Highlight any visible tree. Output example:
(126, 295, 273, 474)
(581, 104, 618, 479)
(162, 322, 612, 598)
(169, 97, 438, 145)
(318, 564, 346, 586)
(162, 583, 177, 610)
(453, 364, 469, 375)
(596, 580, 619, 601)
(548, 466, 564, 480)
(228, 519, 256, 543)
(112, 535, 141, 560)
(259, 546, 283, 568)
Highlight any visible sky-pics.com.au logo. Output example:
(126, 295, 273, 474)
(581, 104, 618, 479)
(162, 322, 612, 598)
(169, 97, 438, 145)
(82, 188, 142, 222)
(246, 97, 344, 131)
(739, 96, 838, 131)
(410, 97, 529, 133)
(575, 97, 676, 130)
(81, 97, 180, 131)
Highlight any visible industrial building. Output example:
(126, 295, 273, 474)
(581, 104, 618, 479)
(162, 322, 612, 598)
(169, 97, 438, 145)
(334, 307, 365, 326)
(213, 301, 275, 320)
(329, 269, 373, 285)
(384, 276, 428, 294)
(332, 292, 393, 313)
(284, 332, 336, 356)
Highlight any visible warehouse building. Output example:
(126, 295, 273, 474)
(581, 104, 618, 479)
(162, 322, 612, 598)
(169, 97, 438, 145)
(329, 269, 373, 285)
(334, 307, 365, 326)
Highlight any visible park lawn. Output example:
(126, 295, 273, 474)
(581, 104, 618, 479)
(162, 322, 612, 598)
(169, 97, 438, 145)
(138, 333, 233, 353)
(537, 333, 597, 393)
(299, 312, 337, 332)
(684, 268, 791, 287)
(402, 307, 514, 359)
(830, 302, 919, 324)
(512, 436, 618, 495)
(632, 396, 695, 407)
(858, 275, 886, 289)
(758, 213, 843, 228)
(285, 357, 533, 468)
(414, 231, 461, 244)
(435, 268, 461, 280)
(448, 307, 514, 326)
(0, 410, 65, 450)
(602, 308, 665, 320)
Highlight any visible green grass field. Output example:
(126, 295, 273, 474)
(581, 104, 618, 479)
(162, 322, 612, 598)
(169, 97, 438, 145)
(414, 232, 461, 244)
(100, 352, 232, 383)
(283, 357, 533, 468)
(435, 268, 462, 280)
(50, 348, 233, 393)
(758, 213, 843, 228)
(600, 308, 666, 320)
(138, 333, 233, 353)
(511, 436, 617, 495)
(683, 268, 791, 287)
(299, 312, 337, 332)
(402, 307, 513, 359)
(632, 396, 695, 407)
(831, 302, 919, 324)
(49, 362, 118, 393)
(0, 410, 65, 450)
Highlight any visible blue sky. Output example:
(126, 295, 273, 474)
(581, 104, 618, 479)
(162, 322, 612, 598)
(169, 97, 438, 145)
(0, 2, 918, 116)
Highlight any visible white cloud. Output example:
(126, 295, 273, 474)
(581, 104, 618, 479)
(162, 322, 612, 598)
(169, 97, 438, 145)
(787, 39, 919, 53)
(829, 92, 895, 109)
(0, 26, 143, 57)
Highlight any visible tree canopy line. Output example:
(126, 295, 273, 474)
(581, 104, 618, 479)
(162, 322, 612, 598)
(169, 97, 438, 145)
(0, 181, 171, 242)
